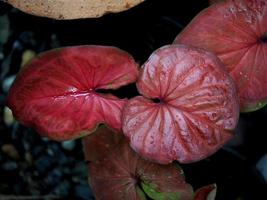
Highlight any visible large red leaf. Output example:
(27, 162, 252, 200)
(122, 45, 239, 164)
(85, 126, 193, 200)
(7, 46, 139, 140)
(174, 0, 267, 112)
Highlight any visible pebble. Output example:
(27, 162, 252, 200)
(0, 51, 3, 60)
(32, 146, 45, 157)
(53, 180, 71, 197)
(2, 143, 20, 160)
(256, 154, 267, 183)
(75, 184, 94, 200)
(35, 155, 56, 175)
(2, 161, 17, 171)
(44, 168, 62, 187)
(73, 162, 88, 176)
(2, 75, 16, 93)
(3, 107, 14, 126)
(0, 15, 10, 44)
(62, 140, 76, 151)
(24, 152, 33, 165)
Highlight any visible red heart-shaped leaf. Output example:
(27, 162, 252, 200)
(7, 46, 139, 140)
(83, 125, 123, 162)
(174, 0, 267, 112)
(122, 45, 239, 164)
(85, 127, 193, 200)
(194, 184, 217, 200)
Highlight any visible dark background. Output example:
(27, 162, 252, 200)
(0, 0, 267, 199)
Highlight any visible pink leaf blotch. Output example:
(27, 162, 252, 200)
(122, 45, 239, 164)
(7, 45, 139, 140)
(174, 0, 267, 112)
(85, 126, 193, 200)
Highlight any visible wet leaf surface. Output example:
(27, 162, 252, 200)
(123, 45, 239, 164)
(7, 45, 139, 140)
(175, 0, 267, 112)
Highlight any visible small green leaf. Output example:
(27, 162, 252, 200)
(242, 101, 267, 113)
(141, 181, 181, 200)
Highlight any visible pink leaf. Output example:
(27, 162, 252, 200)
(122, 45, 239, 164)
(7, 45, 139, 140)
(174, 0, 267, 112)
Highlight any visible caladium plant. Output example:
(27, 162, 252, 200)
(7, 45, 139, 140)
(7, 44, 238, 198)
(122, 45, 239, 164)
(174, 0, 267, 112)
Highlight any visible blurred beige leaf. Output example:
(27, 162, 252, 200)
(6, 0, 145, 19)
